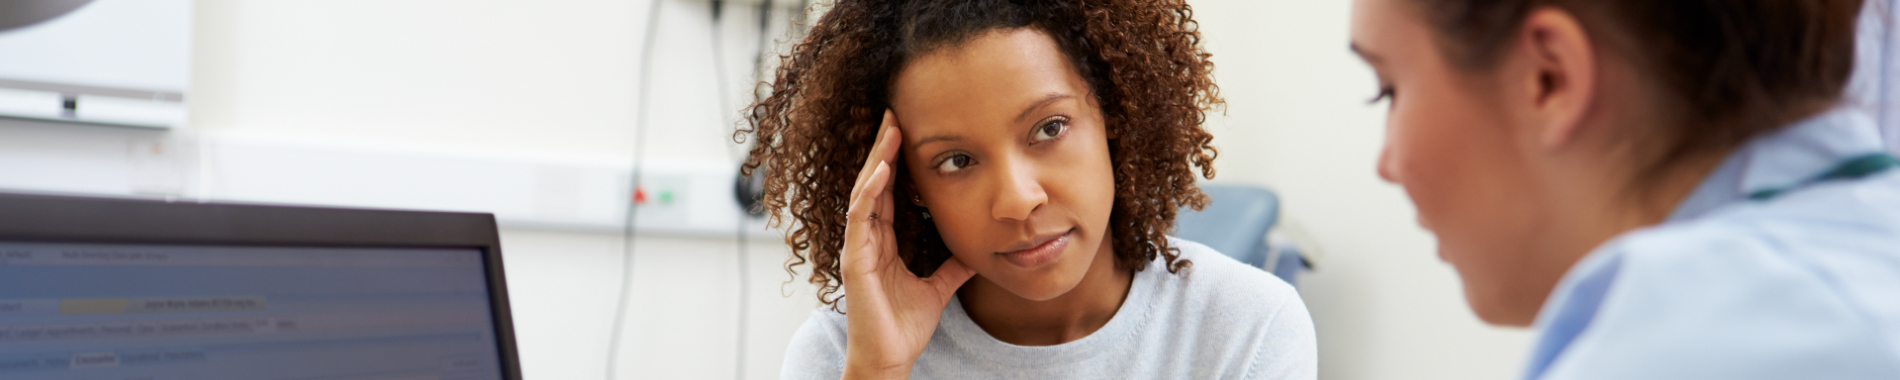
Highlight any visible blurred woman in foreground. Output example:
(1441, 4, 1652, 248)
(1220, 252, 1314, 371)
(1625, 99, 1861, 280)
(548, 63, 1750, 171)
(1351, 0, 1900, 378)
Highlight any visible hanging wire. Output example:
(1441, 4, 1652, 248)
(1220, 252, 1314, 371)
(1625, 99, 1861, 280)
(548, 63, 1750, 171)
(605, 0, 666, 378)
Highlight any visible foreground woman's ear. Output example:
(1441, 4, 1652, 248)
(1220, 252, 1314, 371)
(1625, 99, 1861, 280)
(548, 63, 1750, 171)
(1512, 8, 1598, 150)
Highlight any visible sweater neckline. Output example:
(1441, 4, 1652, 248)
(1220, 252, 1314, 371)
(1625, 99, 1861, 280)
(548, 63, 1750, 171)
(935, 261, 1161, 368)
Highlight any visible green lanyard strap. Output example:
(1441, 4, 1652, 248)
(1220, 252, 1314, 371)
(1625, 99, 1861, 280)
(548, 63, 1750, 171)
(1749, 153, 1900, 200)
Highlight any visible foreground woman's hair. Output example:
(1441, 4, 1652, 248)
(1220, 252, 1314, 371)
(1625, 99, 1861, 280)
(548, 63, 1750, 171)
(1415, 0, 1862, 177)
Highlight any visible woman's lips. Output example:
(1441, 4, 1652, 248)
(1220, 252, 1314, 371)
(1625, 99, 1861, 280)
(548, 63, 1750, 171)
(999, 230, 1071, 268)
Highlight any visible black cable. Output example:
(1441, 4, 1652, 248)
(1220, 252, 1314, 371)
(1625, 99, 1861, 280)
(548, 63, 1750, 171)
(752, 0, 776, 93)
(712, 0, 748, 161)
(738, 0, 779, 374)
(705, 2, 755, 379)
(735, 208, 751, 380)
(606, 0, 665, 378)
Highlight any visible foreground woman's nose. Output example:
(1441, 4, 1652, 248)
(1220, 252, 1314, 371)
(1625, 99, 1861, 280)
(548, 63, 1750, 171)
(1377, 141, 1400, 184)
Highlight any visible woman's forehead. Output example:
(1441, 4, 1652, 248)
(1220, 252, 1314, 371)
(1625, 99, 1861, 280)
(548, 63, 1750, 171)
(889, 28, 1091, 141)
(1349, 0, 1427, 64)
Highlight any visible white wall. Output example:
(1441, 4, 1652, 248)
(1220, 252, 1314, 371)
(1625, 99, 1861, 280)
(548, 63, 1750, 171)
(1855, 0, 1900, 152)
(187, 2, 815, 379)
(1191, 1, 1535, 379)
(0, 0, 815, 379)
(0, 1, 1537, 379)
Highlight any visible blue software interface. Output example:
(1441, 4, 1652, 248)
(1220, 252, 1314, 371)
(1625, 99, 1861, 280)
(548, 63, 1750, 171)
(0, 242, 504, 380)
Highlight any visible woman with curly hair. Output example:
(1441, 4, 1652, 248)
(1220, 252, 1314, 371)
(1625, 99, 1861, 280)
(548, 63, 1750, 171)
(741, 0, 1316, 378)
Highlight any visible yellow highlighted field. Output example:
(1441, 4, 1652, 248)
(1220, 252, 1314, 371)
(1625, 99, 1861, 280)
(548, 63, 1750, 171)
(59, 298, 130, 314)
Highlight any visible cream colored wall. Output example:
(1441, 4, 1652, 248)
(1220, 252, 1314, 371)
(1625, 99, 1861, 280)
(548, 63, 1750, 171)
(1191, 1, 1534, 379)
(2, 0, 1533, 379)
(188, 1, 812, 379)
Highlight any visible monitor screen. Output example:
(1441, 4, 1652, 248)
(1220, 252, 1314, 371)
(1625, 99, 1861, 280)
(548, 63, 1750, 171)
(0, 241, 506, 380)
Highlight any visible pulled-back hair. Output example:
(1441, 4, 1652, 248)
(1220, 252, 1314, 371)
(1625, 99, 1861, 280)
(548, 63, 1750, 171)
(740, 0, 1222, 307)
(1413, 0, 1865, 172)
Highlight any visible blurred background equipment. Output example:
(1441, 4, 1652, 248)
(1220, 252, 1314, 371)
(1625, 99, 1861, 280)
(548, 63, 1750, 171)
(0, 0, 189, 129)
(0, 0, 93, 32)
(1174, 184, 1312, 287)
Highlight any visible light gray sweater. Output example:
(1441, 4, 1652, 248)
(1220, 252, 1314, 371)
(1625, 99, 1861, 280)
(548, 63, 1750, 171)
(779, 238, 1318, 380)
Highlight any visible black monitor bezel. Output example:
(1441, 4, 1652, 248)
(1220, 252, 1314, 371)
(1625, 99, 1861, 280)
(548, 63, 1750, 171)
(0, 192, 524, 380)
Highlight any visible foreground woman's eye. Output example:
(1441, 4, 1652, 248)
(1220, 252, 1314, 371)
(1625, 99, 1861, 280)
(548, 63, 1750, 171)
(1033, 118, 1069, 142)
(937, 154, 974, 173)
(1368, 86, 1396, 106)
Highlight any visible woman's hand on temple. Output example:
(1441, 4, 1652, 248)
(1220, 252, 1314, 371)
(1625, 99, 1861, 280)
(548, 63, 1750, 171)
(840, 110, 978, 380)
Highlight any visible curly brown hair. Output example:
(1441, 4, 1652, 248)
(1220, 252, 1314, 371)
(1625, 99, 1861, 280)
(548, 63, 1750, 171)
(739, 0, 1223, 308)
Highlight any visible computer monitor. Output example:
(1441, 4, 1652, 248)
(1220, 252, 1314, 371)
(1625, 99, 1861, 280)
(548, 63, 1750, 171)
(0, 193, 523, 380)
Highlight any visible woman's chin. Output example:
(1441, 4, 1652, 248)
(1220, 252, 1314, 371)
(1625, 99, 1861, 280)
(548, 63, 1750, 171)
(997, 277, 1084, 301)
(983, 260, 1091, 301)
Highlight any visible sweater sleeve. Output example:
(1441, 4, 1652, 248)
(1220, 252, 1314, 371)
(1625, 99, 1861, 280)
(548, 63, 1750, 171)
(780, 308, 849, 380)
(1246, 290, 1318, 380)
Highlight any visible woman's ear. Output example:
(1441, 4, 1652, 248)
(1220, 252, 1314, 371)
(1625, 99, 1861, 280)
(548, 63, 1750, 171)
(1514, 8, 1598, 149)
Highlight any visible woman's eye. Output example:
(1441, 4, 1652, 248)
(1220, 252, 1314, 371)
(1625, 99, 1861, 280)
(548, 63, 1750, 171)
(936, 154, 973, 173)
(1033, 119, 1068, 142)
(1368, 86, 1396, 105)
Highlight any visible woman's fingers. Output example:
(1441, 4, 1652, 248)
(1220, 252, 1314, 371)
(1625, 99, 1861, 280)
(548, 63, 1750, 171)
(846, 162, 891, 236)
(872, 112, 902, 230)
(927, 257, 978, 299)
(846, 110, 903, 228)
(842, 161, 892, 275)
(870, 111, 903, 179)
(862, 161, 892, 219)
(844, 110, 905, 277)
(852, 111, 904, 198)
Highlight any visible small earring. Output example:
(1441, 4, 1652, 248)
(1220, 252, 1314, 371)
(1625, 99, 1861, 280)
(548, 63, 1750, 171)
(921, 210, 931, 220)
(911, 194, 926, 206)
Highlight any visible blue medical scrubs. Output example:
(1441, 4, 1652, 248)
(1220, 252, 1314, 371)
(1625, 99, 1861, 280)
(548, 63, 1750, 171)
(1522, 109, 1900, 380)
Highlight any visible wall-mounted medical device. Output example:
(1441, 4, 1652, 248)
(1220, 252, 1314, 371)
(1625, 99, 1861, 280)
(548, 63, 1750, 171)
(0, 0, 190, 129)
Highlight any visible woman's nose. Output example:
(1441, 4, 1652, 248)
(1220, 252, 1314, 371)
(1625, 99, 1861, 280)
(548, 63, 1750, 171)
(1377, 140, 1400, 184)
(991, 160, 1048, 222)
